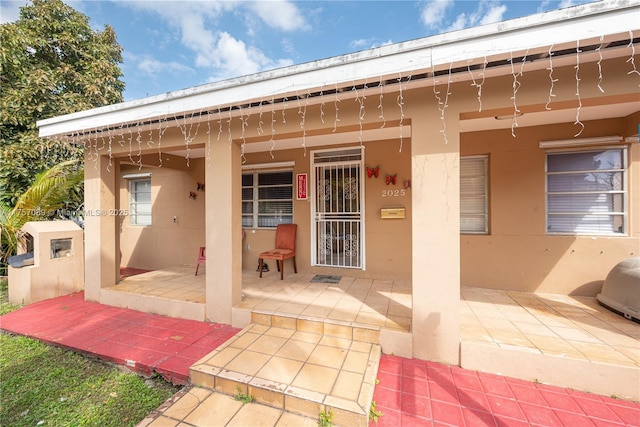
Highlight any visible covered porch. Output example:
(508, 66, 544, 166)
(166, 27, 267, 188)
(103, 265, 639, 400)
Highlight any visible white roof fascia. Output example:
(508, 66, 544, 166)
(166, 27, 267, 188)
(37, 0, 639, 139)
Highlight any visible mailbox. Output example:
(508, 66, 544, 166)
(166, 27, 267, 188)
(380, 207, 405, 219)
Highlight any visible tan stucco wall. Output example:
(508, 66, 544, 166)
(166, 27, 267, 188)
(460, 118, 639, 296)
(118, 160, 206, 270)
(8, 221, 84, 305)
(241, 138, 412, 281)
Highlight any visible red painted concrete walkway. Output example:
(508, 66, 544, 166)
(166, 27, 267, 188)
(0, 292, 239, 384)
(1, 293, 638, 426)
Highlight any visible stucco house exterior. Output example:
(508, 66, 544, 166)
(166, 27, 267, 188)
(37, 0, 639, 398)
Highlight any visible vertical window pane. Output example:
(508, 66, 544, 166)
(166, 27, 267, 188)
(460, 156, 488, 234)
(130, 178, 152, 226)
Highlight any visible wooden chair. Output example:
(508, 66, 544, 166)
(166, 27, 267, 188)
(195, 246, 206, 276)
(259, 224, 297, 280)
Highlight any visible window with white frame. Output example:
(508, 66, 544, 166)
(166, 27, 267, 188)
(460, 156, 489, 234)
(129, 179, 152, 225)
(242, 170, 293, 228)
(546, 147, 627, 235)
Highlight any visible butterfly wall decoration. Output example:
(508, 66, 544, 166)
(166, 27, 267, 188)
(366, 165, 379, 178)
(189, 191, 197, 200)
(197, 182, 205, 191)
(385, 174, 397, 185)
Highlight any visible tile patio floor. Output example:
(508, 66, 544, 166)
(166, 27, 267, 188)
(1, 290, 638, 426)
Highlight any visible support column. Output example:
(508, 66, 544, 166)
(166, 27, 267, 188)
(205, 142, 242, 324)
(411, 119, 461, 365)
(83, 154, 117, 302)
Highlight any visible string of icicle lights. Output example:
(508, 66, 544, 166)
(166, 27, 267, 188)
(44, 37, 639, 169)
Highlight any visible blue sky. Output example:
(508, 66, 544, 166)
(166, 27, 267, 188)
(2, 0, 596, 101)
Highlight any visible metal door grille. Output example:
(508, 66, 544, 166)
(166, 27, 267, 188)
(312, 149, 363, 269)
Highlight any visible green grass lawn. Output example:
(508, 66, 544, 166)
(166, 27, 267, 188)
(0, 278, 180, 427)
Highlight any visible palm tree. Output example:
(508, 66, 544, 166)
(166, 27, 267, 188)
(1, 159, 83, 273)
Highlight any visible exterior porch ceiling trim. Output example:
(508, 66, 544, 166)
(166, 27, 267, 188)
(37, 0, 639, 141)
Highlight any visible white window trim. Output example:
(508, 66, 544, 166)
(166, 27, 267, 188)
(544, 145, 628, 236)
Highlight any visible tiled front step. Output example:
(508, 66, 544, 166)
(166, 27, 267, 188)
(190, 313, 382, 426)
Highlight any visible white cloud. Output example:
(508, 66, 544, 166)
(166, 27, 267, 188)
(479, 3, 507, 25)
(247, 0, 306, 31)
(117, 0, 302, 81)
(350, 38, 375, 50)
(208, 31, 293, 80)
(437, 0, 508, 32)
(124, 52, 193, 77)
(421, 0, 454, 28)
(559, 0, 577, 8)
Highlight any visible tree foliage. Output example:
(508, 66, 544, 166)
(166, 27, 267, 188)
(0, 0, 124, 206)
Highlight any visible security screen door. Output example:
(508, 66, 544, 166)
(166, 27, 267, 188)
(311, 148, 364, 269)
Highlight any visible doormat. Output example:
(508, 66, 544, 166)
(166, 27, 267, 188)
(310, 275, 342, 284)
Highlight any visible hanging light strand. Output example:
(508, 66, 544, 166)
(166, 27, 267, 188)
(257, 98, 265, 135)
(269, 98, 276, 159)
(546, 44, 557, 110)
(468, 57, 487, 112)
(320, 85, 326, 124)
(378, 76, 386, 128)
(574, 39, 584, 137)
(206, 111, 212, 166)
(239, 105, 247, 164)
(136, 122, 143, 169)
(509, 51, 521, 138)
(333, 83, 340, 132)
(596, 35, 605, 93)
(397, 73, 405, 152)
(626, 30, 640, 81)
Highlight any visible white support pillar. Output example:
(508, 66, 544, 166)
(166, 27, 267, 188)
(205, 142, 242, 324)
(410, 119, 461, 365)
(83, 154, 118, 302)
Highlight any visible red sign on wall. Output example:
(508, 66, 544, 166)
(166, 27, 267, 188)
(296, 173, 308, 200)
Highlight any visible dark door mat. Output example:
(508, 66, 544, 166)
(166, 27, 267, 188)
(310, 275, 342, 284)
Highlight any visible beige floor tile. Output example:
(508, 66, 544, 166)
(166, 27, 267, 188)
(319, 335, 352, 350)
(162, 387, 212, 421)
(350, 341, 372, 353)
(248, 335, 288, 355)
(290, 331, 323, 344)
(183, 393, 244, 426)
(225, 350, 271, 376)
(550, 325, 601, 343)
(205, 347, 242, 368)
(331, 371, 363, 401)
(327, 308, 359, 322)
(275, 411, 318, 427)
(276, 339, 317, 362)
(145, 415, 180, 427)
(265, 327, 296, 339)
(226, 402, 283, 427)
(229, 332, 262, 349)
(342, 350, 369, 373)
(307, 345, 348, 369)
(292, 364, 339, 395)
(256, 356, 304, 384)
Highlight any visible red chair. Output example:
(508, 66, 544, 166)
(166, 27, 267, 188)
(259, 224, 297, 280)
(195, 246, 206, 276)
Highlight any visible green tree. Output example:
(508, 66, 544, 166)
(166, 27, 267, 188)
(1, 159, 83, 271)
(0, 0, 124, 207)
